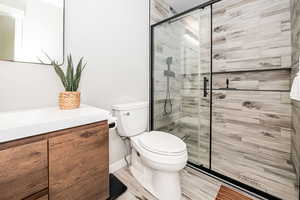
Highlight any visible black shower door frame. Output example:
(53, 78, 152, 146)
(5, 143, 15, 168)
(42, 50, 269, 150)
(149, 0, 282, 199)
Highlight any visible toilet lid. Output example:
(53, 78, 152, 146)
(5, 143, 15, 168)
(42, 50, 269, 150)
(138, 131, 186, 156)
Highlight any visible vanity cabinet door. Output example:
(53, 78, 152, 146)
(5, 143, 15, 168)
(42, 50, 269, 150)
(48, 122, 109, 200)
(0, 140, 48, 200)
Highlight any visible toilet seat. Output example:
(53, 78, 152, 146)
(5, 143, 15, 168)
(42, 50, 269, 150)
(138, 131, 186, 156)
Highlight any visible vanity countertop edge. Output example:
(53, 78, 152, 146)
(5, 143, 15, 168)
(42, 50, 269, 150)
(0, 105, 110, 143)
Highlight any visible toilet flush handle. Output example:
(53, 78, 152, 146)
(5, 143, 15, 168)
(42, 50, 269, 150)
(123, 112, 130, 116)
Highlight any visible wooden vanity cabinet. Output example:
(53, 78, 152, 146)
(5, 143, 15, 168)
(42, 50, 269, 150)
(49, 122, 109, 200)
(0, 121, 109, 200)
(0, 140, 48, 200)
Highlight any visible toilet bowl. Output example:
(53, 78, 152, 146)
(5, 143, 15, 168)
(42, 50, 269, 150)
(112, 102, 188, 200)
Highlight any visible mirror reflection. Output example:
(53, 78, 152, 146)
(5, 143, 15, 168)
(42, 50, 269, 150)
(0, 0, 64, 64)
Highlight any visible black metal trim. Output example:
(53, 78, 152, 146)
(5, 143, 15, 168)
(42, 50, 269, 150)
(187, 162, 282, 200)
(150, 27, 154, 131)
(212, 88, 290, 92)
(193, 88, 290, 92)
(209, 4, 213, 170)
(149, 0, 152, 131)
(149, 1, 288, 200)
(0, 0, 66, 66)
(201, 67, 292, 75)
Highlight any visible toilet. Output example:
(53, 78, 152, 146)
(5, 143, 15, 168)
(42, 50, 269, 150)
(112, 102, 188, 200)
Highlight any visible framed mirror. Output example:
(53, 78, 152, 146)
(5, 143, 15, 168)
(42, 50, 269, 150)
(0, 0, 64, 65)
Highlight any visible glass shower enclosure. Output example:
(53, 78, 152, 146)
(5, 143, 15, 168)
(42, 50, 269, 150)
(151, 6, 212, 168)
(150, 1, 298, 200)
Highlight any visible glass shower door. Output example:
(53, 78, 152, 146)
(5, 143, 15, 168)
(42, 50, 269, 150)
(151, 1, 299, 199)
(210, 0, 298, 199)
(151, 6, 212, 168)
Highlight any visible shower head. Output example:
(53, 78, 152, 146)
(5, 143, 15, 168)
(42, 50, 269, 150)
(164, 56, 175, 78)
(166, 57, 173, 66)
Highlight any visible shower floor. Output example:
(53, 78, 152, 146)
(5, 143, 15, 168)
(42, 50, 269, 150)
(158, 115, 299, 200)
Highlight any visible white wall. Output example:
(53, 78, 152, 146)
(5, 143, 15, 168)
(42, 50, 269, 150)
(0, 61, 62, 111)
(0, 0, 149, 164)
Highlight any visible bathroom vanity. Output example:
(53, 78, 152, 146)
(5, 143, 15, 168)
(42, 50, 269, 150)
(0, 106, 109, 200)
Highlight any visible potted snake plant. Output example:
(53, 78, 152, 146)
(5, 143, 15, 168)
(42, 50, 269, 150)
(50, 55, 87, 110)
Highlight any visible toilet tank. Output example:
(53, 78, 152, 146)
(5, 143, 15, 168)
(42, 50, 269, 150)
(112, 102, 149, 137)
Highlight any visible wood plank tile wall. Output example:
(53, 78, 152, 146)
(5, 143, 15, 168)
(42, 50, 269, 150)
(151, 0, 174, 25)
(213, 0, 292, 73)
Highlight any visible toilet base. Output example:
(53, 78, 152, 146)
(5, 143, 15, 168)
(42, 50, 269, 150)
(130, 149, 182, 200)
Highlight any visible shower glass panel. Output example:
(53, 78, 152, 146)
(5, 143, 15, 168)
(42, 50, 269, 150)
(152, 6, 211, 168)
(210, 1, 298, 199)
(151, 1, 299, 199)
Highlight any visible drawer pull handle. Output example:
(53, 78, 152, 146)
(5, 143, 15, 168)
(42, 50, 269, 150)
(80, 131, 97, 138)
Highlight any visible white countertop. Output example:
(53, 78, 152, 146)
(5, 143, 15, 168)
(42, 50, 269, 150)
(0, 105, 110, 143)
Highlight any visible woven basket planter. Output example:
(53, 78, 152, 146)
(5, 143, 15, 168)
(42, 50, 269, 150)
(59, 92, 81, 110)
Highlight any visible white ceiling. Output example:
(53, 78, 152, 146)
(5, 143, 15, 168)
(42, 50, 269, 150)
(164, 0, 208, 13)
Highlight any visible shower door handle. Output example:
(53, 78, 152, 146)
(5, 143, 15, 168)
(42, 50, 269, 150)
(203, 77, 209, 97)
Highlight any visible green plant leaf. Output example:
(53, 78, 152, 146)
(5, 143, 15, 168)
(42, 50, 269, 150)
(44, 52, 53, 63)
(66, 55, 74, 91)
(75, 57, 83, 80)
(48, 53, 86, 92)
(74, 62, 87, 91)
(52, 62, 67, 90)
(74, 57, 83, 91)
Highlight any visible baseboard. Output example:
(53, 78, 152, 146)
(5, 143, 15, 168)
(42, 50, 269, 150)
(109, 156, 130, 173)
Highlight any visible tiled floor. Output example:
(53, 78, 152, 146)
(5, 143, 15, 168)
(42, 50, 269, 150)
(114, 167, 262, 200)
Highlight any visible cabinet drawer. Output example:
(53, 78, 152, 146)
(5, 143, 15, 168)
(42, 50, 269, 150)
(49, 123, 109, 200)
(0, 140, 48, 200)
